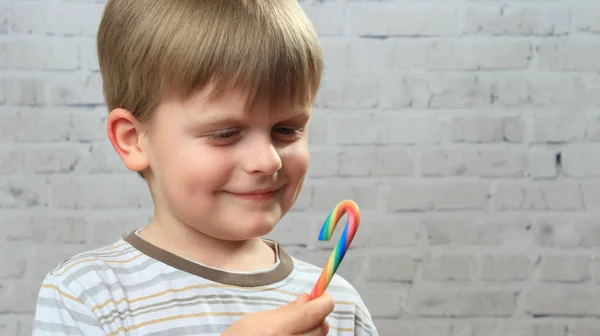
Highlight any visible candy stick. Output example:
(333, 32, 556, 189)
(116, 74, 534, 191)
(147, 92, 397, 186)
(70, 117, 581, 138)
(309, 200, 360, 300)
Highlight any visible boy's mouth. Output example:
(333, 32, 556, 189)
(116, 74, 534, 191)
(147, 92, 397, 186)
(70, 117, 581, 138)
(227, 186, 282, 200)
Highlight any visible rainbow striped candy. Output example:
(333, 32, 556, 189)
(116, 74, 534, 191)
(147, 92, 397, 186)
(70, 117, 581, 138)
(309, 200, 360, 300)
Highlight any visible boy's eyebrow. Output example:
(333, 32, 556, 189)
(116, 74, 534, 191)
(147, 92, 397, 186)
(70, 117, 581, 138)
(187, 110, 311, 128)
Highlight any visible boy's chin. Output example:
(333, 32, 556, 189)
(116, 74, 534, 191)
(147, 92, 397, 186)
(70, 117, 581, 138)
(232, 218, 279, 240)
(199, 215, 281, 242)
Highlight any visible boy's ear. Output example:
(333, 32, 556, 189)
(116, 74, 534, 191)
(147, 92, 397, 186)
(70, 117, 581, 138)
(106, 108, 149, 173)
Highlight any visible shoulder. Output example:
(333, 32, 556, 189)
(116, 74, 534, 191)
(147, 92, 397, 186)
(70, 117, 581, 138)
(43, 238, 144, 296)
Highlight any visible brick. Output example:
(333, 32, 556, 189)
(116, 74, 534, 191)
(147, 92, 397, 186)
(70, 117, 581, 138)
(573, 6, 600, 34)
(350, 218, 421, 248)
(524, 285, 600, 317)
(570, 324, 600, 336)
(581, 182, 600, 210)
(0, 148, 19, 174)
(0, 248, 26, 279)
(392, 39, 531, 70)
(527, 149, 558, 179)
(265, 213, 310, 247)
(307, 113, 327, 145)
(80, 37, 99, 71)
(532, 217, 581, 249)
(300, 3, 344, 36)
(285, 248, 365, 282)
(0, 78, 4, 104)
(532, 325, 567, 336)
(533, 115, 587, 144)
(529, 75, 587, 108)
(0, 38, 79, 70)
(338, 147, 414, 176)
(315, 76, 379, 108)
(9, 3, 46, 34)
(374, 320, 451, 336)
(0, 280, 40, 313)
(87, 213, 152, 245)
(69, 108, 107, 142)
(0, 315, 19, 336)
(585, 116, 600, 142)
(3, 77, 45, 106)
(18, 319, 32, 336)
(541, 255, 590, 283)
(420, 149, 526, 178)
(451, 322, 566, 336)
(365, 254, 416, 282)
(448, 116, 524, 143)
(44, 4, 104, 36)
(385, 181, 490, 212)
(348, 38, 393, 73)
(48, 175, 153, 209)
(0, 215, 87, 244)
(381, 74, 493, 108)
(10, 3, 103, 36)
(46, 73, 104, 106)
(493, 181, 583, 211)
(347, 4, 457, 36)
(481, 254, 531, 282)
(422, 254, 475, 282)
(577, 219, 600, 247)
(75, 143, 130, 174)
(584, 75, 600, 107)
(0, 176, 49, 209)
(355, 286, 404, 318)
(464, 4, 570, 36)
(538, 39, 600, 72)
(0, 110, 71, 142)
(329, 114, 445, 145)
(290, 183, 311, 211)
(409, 289, 517, 317)
(319, 38, 349, 76)
(305, 148, 339, 178)
(426, 216, 531, 246)
(0, 5, 7, 34)
(311, 183, 378, 211)
(562, 149, 600, 178)
(0, 144, 83, 174)
(491, 76, 530, 107)
(27, 245, 94, 280)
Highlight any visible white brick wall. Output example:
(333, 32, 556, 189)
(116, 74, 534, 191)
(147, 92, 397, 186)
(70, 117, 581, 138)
(1, 0, 599, 335)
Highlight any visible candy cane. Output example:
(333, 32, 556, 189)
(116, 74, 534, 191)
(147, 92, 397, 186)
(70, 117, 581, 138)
(309, 200, 360, 300)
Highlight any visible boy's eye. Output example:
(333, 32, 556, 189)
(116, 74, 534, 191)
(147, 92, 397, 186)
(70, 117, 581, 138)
(206, 130, 240, 145)
(273, 126, 303, 140)
(215, 130, 237, 138)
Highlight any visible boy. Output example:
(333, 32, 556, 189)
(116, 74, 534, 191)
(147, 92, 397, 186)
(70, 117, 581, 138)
(32, 0, 378, 335)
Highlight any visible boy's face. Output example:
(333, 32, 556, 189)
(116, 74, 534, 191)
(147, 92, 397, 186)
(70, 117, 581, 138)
(140, 87, 310, 241)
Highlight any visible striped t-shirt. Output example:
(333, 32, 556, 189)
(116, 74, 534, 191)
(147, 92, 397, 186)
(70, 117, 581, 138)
(32, 230, 378, 335)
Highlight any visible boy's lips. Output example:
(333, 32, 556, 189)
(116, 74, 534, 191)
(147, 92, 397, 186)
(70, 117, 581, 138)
(227, 186, 282, 200)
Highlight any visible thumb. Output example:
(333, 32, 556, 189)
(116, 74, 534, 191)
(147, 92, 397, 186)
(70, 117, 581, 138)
(275, 293, 310, 313)
(281, 293, 334, 334)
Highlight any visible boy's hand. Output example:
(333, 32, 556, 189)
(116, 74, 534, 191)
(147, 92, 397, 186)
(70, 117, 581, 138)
(222, 292, 334, 336)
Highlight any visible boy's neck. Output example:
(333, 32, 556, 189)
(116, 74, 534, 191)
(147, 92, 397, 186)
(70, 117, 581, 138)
(137, 215, 276, 273)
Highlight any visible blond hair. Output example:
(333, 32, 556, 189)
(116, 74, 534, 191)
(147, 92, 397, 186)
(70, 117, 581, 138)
(96, 0, 323, 123)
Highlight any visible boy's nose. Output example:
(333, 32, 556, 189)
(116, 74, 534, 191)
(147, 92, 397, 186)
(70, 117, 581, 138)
(242, 138, 282, 175)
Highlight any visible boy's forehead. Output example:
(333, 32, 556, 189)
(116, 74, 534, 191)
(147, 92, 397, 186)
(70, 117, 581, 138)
(180, 86, 311, 120)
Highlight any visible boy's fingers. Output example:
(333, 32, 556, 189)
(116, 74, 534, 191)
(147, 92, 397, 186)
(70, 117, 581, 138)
(283, 293, 334, 334)
(275, 293, 310, 313)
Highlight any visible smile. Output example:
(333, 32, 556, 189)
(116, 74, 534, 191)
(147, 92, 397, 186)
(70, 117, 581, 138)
(227, 188, 281, 200)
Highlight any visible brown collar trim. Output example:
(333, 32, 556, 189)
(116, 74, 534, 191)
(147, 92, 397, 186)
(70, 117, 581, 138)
(123, 231, 294, 287)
